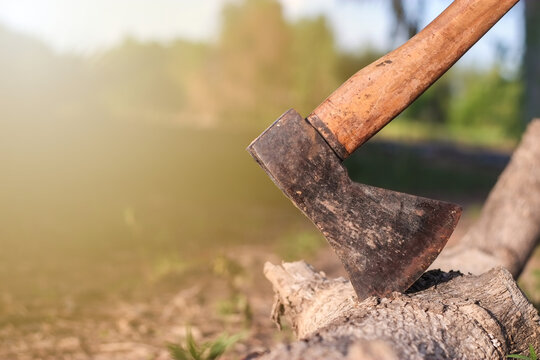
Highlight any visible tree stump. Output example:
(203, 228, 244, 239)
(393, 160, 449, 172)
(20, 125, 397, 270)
(249, 120, 540, 360)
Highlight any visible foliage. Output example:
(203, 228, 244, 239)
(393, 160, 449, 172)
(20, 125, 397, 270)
(0, 0, 525, 135)
(168, 330, 243, 360)
(507, 345, 538, 360)
(402, 70, 452, 125)
(278, 230, 326, 261)
(448, 68, 524, 139)
(217, 0, 339, 124)
(336, 48, 382, 83)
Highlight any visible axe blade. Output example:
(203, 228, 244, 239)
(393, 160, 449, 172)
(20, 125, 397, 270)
(247, 109, 461, 300)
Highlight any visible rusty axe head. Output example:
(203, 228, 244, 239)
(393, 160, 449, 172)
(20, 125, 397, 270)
(247, 109, 461, 300)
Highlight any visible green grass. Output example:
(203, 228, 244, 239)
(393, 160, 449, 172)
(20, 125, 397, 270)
(168, 329, 243, 360)
(507, 345, 538, 360)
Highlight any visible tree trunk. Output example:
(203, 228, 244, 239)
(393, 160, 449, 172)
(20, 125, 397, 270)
(525, 0, 540, 123)
(248, 120, 540, 360)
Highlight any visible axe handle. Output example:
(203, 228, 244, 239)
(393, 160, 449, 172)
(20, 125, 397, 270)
(307, 0, 520, 159)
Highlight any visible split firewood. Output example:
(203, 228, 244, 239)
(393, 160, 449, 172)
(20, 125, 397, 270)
(248, 120, 540, 360)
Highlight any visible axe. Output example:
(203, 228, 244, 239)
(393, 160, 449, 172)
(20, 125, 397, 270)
(247, 0, 519, 300)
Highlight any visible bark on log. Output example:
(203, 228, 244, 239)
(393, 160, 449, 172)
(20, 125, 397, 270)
(248, 120, 540, 359)
(431, 119, 540, 277)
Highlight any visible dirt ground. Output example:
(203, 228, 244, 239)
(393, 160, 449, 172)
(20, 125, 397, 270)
(1, 222, 538, 360)
(0, 245, 288, 360)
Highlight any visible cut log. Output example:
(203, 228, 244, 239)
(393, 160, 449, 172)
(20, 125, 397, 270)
(255, 262, 539, 360)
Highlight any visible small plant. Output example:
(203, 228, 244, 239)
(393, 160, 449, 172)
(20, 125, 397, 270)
(507, 345, 538, 360)
(216, 293, 252, 323)
(168, 329, 243, 360)
(212, 255, 247, 289)
(212, 255, 253, 326)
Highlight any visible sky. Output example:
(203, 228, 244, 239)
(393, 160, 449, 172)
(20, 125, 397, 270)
(0, 0, 525, 70)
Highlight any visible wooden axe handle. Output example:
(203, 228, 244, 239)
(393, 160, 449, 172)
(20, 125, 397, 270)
(307, 0, 520, 159)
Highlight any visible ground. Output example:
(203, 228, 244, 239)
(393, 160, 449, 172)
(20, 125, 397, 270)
(1, 230, 538, 360)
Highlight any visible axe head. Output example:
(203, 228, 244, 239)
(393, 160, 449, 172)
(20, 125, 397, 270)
(247, 109, 461, 300)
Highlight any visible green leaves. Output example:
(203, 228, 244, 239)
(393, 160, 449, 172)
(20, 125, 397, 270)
(507, 345, 538, 360)
(168, 329, 244, 360)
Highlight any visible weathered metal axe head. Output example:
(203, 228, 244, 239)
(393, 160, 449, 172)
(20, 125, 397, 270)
(247, 109, 462, 300)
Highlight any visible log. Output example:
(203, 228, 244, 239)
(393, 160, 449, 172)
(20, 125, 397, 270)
(247, 120, 540, 359)
(430, 119, 540, 277)
(256, 262, 539, 360)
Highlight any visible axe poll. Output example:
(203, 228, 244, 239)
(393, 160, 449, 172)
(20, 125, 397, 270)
(247, 0, 519, 300)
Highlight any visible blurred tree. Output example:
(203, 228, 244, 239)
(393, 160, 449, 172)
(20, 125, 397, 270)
(290, 16, 340, 116)
(0, 26, 88, 123)
(377, 0, 527, 132)
(217, 0, 293, 125)
(382, 0, 452, 124)
(89, 38, 212, 126)
(448, 68, 523, 137)
(336, 49, 381, 82)
(167, 40, 214, 126)
(388, 0, 426, 43)
(215, 0, 340, 126)
(524, 0, 540, 122)
(405, 73, 452, 124)
(93, 39, 187, 123)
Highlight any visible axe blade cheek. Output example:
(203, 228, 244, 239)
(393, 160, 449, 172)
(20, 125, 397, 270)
(247, 109, 461, 300)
